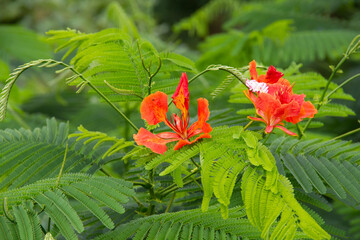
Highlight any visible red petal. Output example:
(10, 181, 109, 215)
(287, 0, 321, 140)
(192, 133, 211, 143)
(173, 133, 211, 151)
(274, 125, 297, 136)
(196, 98, 210, 125)
(254, 93, 281, 124)
(243, 90, 257, 104)
(188, 98, 212, 137)
(248, 116, 266, 123)
(174, 139, 191, 151)
(140, 92, 168, 125)
(249, 60, 258, 80)
(172, 73, 189, 117)
(133, 128, 176, 154)
(265, 125, 274, 134)
(156, 132, 181, 139)
(302, 101, 317, 118)
(277, 78, 292, 87)
(285, 100, 317, 124)
(273, 100, 300, 121)
(267, 82, 293, 103)
(265, 65, 284, 84)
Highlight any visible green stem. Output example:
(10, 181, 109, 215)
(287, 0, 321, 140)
(325, 73, 360, 100)
(165, 192, 176, 213)
(56, 143, 68, 188)
(132, 196, 145, 209)
(188, 69, 211, 85)
(262, 133, 271, 145)
(302, 35, 360, 136)
(190, 158, 200, 169)
(148, 169, 155, 214)
(47, 217, 51, 232)
(86, 81, 139, 131)
(158, 169, 199, 195)
(330, 127, 360, 141)
(132, 181, 149, 187)
(243, 120, 253, 131)
(60, 62, 139, 132)
(160, 176, 202, 198)
(99, 168, 112, 177)
(136, 41, 162, 95)
(296, 123, 304, 139)
(302, 56, 346, 136)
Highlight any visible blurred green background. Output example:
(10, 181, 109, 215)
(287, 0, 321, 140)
(1, 0, 360, 138)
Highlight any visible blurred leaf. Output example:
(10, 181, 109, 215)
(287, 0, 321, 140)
(0, 25, 52, 62)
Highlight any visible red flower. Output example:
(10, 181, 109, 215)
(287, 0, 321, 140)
(245, 60, 317, 136)
(249, 60, 284, 84)
(133, 73, 212, 154)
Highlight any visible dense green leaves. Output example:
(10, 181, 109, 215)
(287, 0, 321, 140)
(47, 28, 197, 102)
(269, 136, 360, 204)
(0, 174, 135, 240)
(94, 206, 262, 240)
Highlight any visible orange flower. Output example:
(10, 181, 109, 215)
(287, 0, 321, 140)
(133, 73, 212, 154)
(245, 60, 317, 136)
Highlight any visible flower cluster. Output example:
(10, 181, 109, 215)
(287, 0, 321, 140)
(133, 73, 212, 154)
(244, 60, 317, 136)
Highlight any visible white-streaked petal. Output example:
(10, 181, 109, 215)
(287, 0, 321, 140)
(245, 79, 268, 93)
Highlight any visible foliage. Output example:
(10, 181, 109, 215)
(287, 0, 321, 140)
(174, 0, 360, 68)
(1, 1, 360, 239)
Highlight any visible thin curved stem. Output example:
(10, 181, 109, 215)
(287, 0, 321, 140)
(330, 126, 360, 141)
(56, 143, 68, 188)
(165, 192, 176, 213)
(168, 65, 247, 107)
(190, 157, 200, 169)
(262, 132, 271, 145)
(160, 176, 202, 198)
(243, 120, 254, 131)
(296, 123, 304, 139)
(325, 73, 360, 100)
(59, 61, 139, 131)
(136, 41, 162, 95)
(158, 168, 200, 196)
(302, 35, 360, 136)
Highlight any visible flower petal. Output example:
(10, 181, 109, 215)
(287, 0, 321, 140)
(192, 133, 211, 143)
(188, 98, 212, 138)
(248, 116, 266, 123)
(246, 79, 268, 93)
(254, 92, 281, 124)
(249, 60, 258, 80)
(174, 139, 191, 151)
(274, 125, 297, 136)
(156, 132, 181, 139)
(172, 73, 189, 117)
(133, 128, 176, 154)
(140, 91, 168, 125)
(243, 90, 258, 106)
(173, 133, 211, 151)
(264, 65, 284, 84)
(285, 100, 317, 124)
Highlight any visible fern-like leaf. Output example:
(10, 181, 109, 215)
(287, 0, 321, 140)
(242, 168, 330, 240)
(269, 136, 360, 204)
(0, 173, 135, 240)
(93, 206, 263, 240)
(68, 125, 134, 159)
